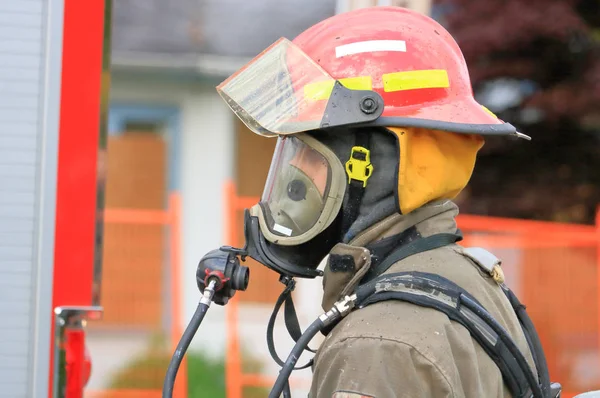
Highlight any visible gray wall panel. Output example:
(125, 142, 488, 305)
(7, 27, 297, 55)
(0, 274, 32, 288)
(0, 370, 28, 385)
(0, 387, 27, 398)
(0, 246, 33, 261)
(0, 192, 36, 205)
(0, 328, 30, 342)
(0, 81, 40, 94)
(0, 53, 40, 68)
(0, 123, 38, 136)
(0, 202, 35, 216)
(0, 80, 39, 95)
(0, 164, 37, 177)
(0, 286, 32, 301)
(0, 219, 35, 233)
(0, 13, 42, 28)
(0, 0, 56, 396)
(0, 177, 38, 192)
(0, 0, 43, 14)
(0, 26, 42, 40)
(31, 0, 65, 395)
(0, 300, 31, 313)
(0, 68, 41, 80)
(0, 232, 34, 247)
(0, 39, 43, 54)
(0, 95, 39, 108)
(0, 204, 35, 218)
(0, 150, 37, 165)
(0, 261, 32, 274)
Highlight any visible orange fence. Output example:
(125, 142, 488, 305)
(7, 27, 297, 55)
(85, 193, 186, 398)
(223, 181, 600, 397)
(459, 212, 600, 398)
(223, 182, 313, 398)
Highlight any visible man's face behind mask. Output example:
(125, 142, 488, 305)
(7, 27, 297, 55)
(250, 134, 346, 246)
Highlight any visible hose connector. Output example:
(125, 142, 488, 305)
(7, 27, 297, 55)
(334, 294, 357, 316)
(319, 294, 357, 327)
(200, 279, 218, 306)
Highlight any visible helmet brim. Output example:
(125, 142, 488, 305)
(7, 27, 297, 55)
(376, 96, 529, 139)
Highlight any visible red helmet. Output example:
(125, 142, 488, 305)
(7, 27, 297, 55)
(217, 6, 528, 139)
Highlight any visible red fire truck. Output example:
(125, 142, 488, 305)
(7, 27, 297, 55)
(0, 0, 112, 397)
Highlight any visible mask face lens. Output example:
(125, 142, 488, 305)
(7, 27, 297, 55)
(286, 179, 307, 201)
(261, 136, 331, 238)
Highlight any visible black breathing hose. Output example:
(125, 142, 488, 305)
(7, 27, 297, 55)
(162, 280, 217, 398)
(269, 317, 324, 398)
(269, 296, 356, 398)
(163, 265, 351, 398)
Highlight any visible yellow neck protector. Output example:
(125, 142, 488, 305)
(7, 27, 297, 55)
(387, 127, 484, 215)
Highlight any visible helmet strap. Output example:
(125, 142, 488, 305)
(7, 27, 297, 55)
(341, 131, 372, 235)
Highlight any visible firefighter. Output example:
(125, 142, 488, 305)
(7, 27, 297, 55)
(216, 6, 554, 398)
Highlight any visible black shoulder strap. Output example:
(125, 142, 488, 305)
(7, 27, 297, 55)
(354, 271, 544, 398)
(361, 233, 461, 284)
(458, 247, 559, 397)
(501, 285, 554, 397)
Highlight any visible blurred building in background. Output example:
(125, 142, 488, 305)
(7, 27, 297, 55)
(85, 0, 600, 396)
(87, 0, 339, 393)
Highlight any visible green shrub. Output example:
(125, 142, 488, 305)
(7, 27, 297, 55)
(183, 352, 226, 398)
(107, 334, 269, 397)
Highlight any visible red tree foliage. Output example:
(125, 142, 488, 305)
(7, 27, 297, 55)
(434, 0, 600, 223)
(436, 0, 599, 122)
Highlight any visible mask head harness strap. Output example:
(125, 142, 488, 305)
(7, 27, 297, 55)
(266, 276, 317, 384)
(341, 131, 372, 235)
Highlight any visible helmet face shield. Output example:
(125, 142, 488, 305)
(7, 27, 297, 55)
(216, 38, 332, 137)
(251, 134, 346, 246)
(216, 38, 383, 137)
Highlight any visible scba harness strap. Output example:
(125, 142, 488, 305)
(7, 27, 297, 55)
(267, 236, 561, 398)
(352, 253, 562, 398)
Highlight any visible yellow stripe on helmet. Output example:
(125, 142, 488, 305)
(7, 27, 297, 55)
(382, 69, 449, 92)
(303, 70, 449, 99)
(480, 104, 498, 118)
(304, 76, 373, 100)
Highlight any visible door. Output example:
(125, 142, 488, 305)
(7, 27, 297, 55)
(234, 119, 281, 303)
(100, 130, 167, 327)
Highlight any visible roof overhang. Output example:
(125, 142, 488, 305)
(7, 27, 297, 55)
(110, 51, 251, 80)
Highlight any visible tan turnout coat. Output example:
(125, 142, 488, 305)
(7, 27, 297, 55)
(310, 201, 536, 398)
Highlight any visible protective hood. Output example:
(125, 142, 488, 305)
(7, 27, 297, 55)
(388, 126, 484, 215)
(314, 126, 483, 241)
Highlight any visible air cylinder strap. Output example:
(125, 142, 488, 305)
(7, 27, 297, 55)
(354, 271, 544, 398)
(361, 232, 461, 284)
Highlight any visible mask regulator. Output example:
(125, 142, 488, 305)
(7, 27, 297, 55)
(161, 245, 355, 398)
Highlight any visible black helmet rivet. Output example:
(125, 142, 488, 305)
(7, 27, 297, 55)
(360, 96, 378, 114)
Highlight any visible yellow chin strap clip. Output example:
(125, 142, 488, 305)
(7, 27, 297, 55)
(345, 146, 373, 187)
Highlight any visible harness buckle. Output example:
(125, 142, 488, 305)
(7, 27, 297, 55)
(345, 146, 373, 187)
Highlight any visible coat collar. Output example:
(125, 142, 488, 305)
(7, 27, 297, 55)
(322, 200, 460, 311)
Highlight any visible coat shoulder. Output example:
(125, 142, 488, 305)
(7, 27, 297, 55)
(312, 245, 524, 397)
